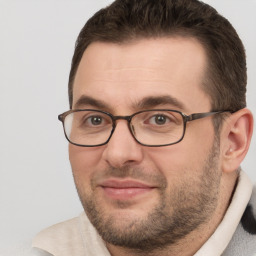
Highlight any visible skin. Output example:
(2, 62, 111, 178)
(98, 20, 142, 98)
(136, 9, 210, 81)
(69, 37, 253, 256)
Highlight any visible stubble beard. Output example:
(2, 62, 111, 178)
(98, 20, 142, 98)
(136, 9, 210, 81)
(73, 139, 221, 252)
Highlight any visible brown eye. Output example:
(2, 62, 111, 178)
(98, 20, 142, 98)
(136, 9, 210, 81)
(148, 114, 171, 125)
(154, 115, 167, 125)
(89, 116, 103, 125)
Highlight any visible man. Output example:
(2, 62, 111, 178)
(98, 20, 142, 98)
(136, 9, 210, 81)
(33, 0, 255, 255)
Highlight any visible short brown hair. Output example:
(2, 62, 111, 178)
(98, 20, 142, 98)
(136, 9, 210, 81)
(68, 0, 247, 115)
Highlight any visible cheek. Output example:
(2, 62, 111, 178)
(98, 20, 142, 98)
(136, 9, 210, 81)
(69, 144, 104, 179)
(146, 147, 190, 184)
(145, 134, 214, 183)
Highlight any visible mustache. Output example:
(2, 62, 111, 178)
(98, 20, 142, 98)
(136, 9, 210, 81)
(91, 166, 167, 188)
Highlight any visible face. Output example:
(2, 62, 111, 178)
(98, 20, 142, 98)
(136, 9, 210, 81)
(69, 37, 222, 251)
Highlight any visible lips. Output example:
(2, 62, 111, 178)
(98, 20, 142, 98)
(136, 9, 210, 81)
(99, 179, 156, 200)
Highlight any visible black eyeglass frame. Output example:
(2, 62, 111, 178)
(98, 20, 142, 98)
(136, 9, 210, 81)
(58, 109, 231, 147)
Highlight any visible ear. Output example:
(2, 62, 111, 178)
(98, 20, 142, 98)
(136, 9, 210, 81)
(221, 108, 254, 173)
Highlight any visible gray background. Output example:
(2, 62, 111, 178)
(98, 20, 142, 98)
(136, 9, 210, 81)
(1, 0, 255, 250)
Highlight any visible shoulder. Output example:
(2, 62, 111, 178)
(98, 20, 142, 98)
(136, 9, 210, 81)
(32, 214, 85, 256)
(0, 242, 53, 256)
(33, 215, 81, 242)
(223, 184, 256, 256)
(240, 185, 256, 235)
(32, 213, 111, 256)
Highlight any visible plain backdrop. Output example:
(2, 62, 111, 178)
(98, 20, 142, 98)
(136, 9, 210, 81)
(1, 0, 256, 250)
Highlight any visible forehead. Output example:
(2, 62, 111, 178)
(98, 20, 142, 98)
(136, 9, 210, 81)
(72, 37, 211, 113)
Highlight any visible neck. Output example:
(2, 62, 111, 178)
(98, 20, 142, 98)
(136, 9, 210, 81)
(106, 171, 239, 256)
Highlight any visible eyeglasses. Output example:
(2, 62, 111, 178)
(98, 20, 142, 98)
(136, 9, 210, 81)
(58, 109, 229, 147)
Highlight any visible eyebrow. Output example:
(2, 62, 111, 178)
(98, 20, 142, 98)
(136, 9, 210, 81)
(74, 95, 186, 111)
(74, 95, 109, 109)
(134, 95, 186, 110)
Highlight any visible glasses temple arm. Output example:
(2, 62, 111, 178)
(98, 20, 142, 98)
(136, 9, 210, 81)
(186, 111, 231, 122)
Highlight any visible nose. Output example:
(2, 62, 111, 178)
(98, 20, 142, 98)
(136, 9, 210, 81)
(102, 120, 144, 168)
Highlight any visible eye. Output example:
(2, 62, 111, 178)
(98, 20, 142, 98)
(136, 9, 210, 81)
(72, 111, 112, 131)
(152, 115, 167, 125)
(148, 114, 171, 125)
(79, 113, 110, 127)
(89, 116, 103, 126)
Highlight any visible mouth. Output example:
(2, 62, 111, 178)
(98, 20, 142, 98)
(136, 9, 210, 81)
(99, 179, 156, 200)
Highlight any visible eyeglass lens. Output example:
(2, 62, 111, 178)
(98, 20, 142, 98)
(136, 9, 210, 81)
(63, 110, 185, 146)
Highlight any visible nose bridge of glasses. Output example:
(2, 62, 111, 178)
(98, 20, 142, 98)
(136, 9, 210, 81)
(112, 115, 132, 122)
(111, 115, 134, 138)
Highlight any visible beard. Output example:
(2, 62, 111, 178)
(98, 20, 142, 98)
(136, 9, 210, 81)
(73, 138, 221, 253)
